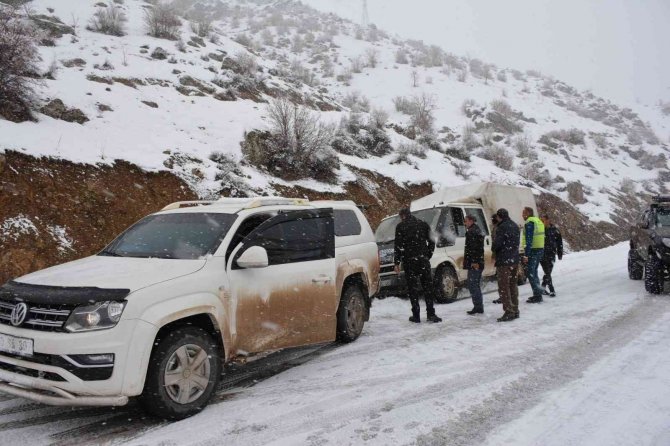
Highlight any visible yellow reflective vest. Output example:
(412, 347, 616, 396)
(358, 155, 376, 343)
(521, 216, 545, 250)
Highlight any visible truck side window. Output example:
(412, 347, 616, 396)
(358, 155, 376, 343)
(251, 216, 332, 265)
(450, 207, 466, 237)
(464, 208, 489, 235)
(226, 214, 273, 262)
(333, 209, 362, 237)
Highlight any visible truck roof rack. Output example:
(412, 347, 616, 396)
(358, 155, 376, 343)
(161, 197, 309, 211)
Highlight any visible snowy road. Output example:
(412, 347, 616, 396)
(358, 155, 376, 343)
(1, 243, 669, 446)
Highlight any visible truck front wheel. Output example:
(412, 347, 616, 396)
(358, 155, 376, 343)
(644, 253, 665, 295)
(140, 326, 221, 420)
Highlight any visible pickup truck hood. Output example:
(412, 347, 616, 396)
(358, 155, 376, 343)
(15, 255, 207, 293)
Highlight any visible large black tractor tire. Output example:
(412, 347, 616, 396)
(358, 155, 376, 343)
(644, 253, 665, 295)
(628, 249, 644, 280)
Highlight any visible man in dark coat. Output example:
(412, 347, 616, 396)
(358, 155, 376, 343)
(540, 214, 563, 297)
(394, 208, 442, 323)
(464, 215, 485, 315)
(491, 208, 520, 322)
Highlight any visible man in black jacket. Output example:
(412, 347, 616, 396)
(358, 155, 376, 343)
(491, 208, 521, 322)
(540, 214, 563, 297)
(464, 215, 485, 315)
(394, 208, 442, 323)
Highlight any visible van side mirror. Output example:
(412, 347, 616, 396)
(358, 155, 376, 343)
(236, 246, 269, 269)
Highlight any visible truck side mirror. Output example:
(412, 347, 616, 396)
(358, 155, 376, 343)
(236, 246, 269, 269)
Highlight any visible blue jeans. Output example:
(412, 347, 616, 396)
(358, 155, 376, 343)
(467, 268, 483, 310)
(527, 249, 544, 297)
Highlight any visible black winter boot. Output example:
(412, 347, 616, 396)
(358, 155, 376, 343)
(426, 314, 442, 323)
(409, 315, 421, 323)
(526, 295, 543, 303)
(497, 312, 515, 322)
(467, 308, 484, 315)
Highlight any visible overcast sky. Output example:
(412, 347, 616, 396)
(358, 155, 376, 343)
(301, 0, 670, 107)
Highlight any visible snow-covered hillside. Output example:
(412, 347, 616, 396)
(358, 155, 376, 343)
(1, 0, 668, 224)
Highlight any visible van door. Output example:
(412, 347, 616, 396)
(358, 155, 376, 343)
(440, 206, 467, 280)
(463, 207, 495, 276)
(226, 209, 337, 355)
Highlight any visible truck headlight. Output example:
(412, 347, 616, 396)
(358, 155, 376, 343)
(65, 301, 126, 332)
(663, 238, 670, 248)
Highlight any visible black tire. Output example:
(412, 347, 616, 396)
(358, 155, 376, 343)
(628, 249, 644, 280)
(517, 263, 528, 286)
(337, 285, 366, 343)
(644, 253, 665, 295)
(140, 326, 221, 420)
(435, 265, 459, 303)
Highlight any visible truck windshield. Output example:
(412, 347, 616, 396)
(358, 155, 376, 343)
(656, 208, 670, 228)
(375, 216, 401, 243)
(100, 213, 237, 259)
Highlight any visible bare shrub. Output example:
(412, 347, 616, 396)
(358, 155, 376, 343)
(397, 142, 427, 159)
(488, 99, 523, 134)
(461, 98, 477, 116)
(540, 128, 586, 146)
(592, 133, 608, 149)
(411, 70, 419, 87)
(241, 97, 339, 182)
(365, 48, 379, 68)
(393, 94, 436, 134)
(457, 69, 468, 82)
(87, 1, 127, 36)
(350, 56, 364, 73)
(496, 70, 507, 82)
(393, 96, 414, 114)
(461, 124, 479, 150)
(144, 1, 181, 40)
(513, 134, 537, 160)
(0, 7, 41, 122)
(332, 113, 392, 157)
(395, 48, 409, 64)
(190, 18, 212, 38)
(370, 108, 388, 129)
(233, 51, 258, 76)
(479, 145, 514, 171)
(209, 151, 248, 196)
(341, 91, 370, 113)
(453, 161, 472, 179)
(518, 162, 553, 188)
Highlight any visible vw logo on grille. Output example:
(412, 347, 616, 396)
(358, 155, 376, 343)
(10, 303, 28, 327)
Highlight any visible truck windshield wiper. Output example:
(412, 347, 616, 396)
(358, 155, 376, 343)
(99, 250, 123, 257)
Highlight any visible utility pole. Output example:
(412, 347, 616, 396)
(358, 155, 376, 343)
(361, 0, 370, 28)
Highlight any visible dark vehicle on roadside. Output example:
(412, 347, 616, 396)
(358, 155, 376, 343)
(629, 196, 670, 294)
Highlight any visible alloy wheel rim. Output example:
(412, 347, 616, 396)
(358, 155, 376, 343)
(442, 273, 455, 296)
(164, 344, 211, 405)
(346, 294, 365, 335)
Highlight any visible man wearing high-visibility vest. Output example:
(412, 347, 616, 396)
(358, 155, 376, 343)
(521, 207, 545, 303)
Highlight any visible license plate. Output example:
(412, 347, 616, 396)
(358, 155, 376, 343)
(0, 333, 34, 356)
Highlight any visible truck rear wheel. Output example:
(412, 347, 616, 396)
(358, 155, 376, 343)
(645, 253, 664, 294)
(435, 265, 458, 303)
(337, 285, 366, 343)
(628, 249, 644, 280)
(140, 326, 221, 420)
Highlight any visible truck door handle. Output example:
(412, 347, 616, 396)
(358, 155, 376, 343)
(312, 276, 332, 284)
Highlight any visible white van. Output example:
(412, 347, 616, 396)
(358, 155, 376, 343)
(376, 183, 537, 302)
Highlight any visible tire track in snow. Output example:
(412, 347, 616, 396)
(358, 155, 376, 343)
(416, 296, 670, 446)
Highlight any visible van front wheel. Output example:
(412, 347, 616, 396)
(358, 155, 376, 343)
(435, 266, 459, 303)
(140, 326, 221, 420)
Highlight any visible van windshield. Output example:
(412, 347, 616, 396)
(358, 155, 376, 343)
(656, 208, 670, 228)
(375, 216, 401, 243)
(100, 213, 237, 259)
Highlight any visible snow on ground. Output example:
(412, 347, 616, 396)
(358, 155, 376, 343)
(1, 243, 667, 446)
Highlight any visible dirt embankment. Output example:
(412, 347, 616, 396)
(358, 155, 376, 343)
(536, 192, 627, 251)
(0, 151, 195, 284)
(0, 152, 629, 285)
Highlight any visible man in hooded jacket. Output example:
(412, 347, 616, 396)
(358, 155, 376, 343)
(491, 208, 520, 322)
(394, 208, 443, 323)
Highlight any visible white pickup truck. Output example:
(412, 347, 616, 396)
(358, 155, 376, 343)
(376, 182, 537, 301)
(0, 197, 379, 419)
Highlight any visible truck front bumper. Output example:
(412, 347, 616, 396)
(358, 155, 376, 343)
(0, 319, 156, 407)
